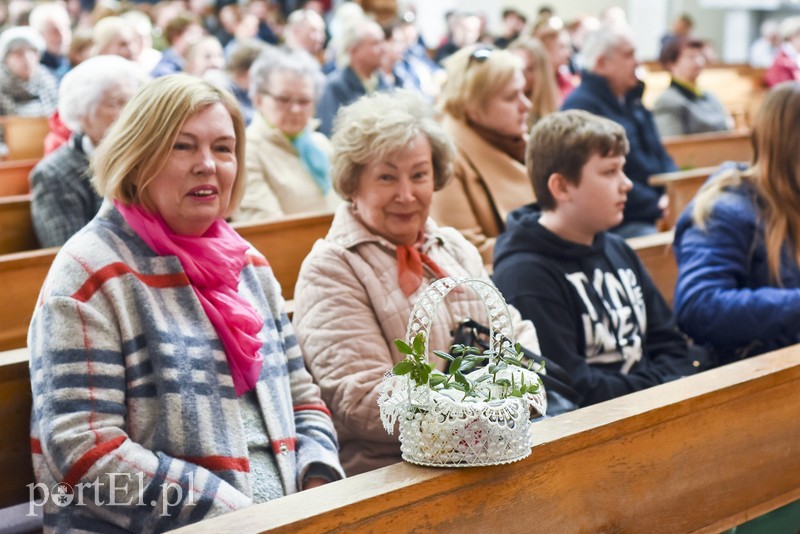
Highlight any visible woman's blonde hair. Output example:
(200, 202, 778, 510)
(437, 45, 523, 122)
(507, 37, 558, 127)
(331, 90, 455, 199)
(92, 74, 247, 217)
(692, 81, 800, 284)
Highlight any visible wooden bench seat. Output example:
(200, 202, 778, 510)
(627, 230, 676, 306)
(0, 158, 37, 196)
(663, 130, 751, 170)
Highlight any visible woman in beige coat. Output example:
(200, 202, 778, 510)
(292, 91, 542, 476)
(433, 45, 537, 264)
(234, 48, 340, 222)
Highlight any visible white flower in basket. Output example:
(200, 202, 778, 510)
(378, 277, 547, 467)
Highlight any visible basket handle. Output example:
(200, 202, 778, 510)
(404, 277, 515, 363)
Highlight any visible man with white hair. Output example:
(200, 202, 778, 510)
(283, 8, 326, 61)
(29, 1, 72, 80)
(561, 26, 676, 238)
(316, 17, 386, 136)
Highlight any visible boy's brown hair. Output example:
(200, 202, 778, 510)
(527, 110, 629, 210)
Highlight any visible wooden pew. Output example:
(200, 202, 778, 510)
(0, 348, 34, 510)
(0, 158, 36, 196)
(176, 343, 800, 533)
(628, 230, 676, 306)
(649, 166, 717, 229)
(0, 195, 37, 255)
(0, 116, 49, 161)
(233, 211, 333, 301)
(663, 130, 751, 170)
(0, 248, 56, 351)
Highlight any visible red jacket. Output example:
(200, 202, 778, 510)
(765, 49, 800, 87)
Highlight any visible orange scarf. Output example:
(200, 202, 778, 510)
(396, 236, 449, 296)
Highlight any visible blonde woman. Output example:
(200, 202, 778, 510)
(508, 37, 559, 128)
(432, 44, 534, 263)
(673, 82, 800, 365)
(28, 75, 343, 531)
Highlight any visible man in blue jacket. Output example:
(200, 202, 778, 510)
(562, 27, 677, 238)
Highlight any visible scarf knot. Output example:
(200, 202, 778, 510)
(396, 234, 449, 296)
(115, 201, 264, 396)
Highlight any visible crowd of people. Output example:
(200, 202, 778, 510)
(2, 1, 800, 531)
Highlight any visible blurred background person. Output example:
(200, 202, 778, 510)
(283, 7, 326, 63)
(185, 35, 225, 78)
(434, 10, 481, 64)
(750, 19, 781, 69)
(292, 90, 542, 475)
(150, 12, 204, 77)
(508, 36, 559, 128)
(206, 38, 271, 125)
(494, 7, 526, 49)
(122, 9, 163, 72)
(653, 37, 733, 137)
(432, 45, 533, 263)
(660, 13, 694, 55)
(92, 15, 138, 60)
(31, 55, 147, 247)
(534, 16, 578, 104)
(0, 27, 58, 120)
(29, 74, 343, 531)
(29, 1, 72, 81)
(236, 48, 338, 221)
(316, 17, 385, 136)
(765, 16, 800, 87)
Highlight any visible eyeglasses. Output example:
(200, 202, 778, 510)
(468, 47, 493, 67)
(262, 90, 314, 109)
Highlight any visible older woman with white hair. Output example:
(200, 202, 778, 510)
(92, 15, 138, 61)
(234, 48, 340, 221)
(30, 55, 148, 247)
(0, 26, 58, 117)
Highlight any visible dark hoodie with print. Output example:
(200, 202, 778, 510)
(493, 204, 696, 406)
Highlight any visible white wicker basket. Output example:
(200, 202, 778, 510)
(378, 277, 547, 467)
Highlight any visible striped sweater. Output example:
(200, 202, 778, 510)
(28, 202, 344, 533)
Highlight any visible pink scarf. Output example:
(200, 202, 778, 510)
(396, 233, 449, 297)
(115, 201, 264, 396)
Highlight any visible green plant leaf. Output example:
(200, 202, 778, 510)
(429, 373, 447, 386)
(474, 374, 492, 383)
(394, 339, 413, 355)
(450, 356, 463, 375)
(412, 333, 426, 355)
(454, 372, 470, 387)
(418, 364, 430, 384)
(495, 378, 511, 387)
(393, 359, 414, 375)
(433, 350, 454, 362)
(449, 382, 467, 392)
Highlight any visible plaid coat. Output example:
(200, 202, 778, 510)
(28, 202, 343, 533)
(30, 133, 102, 247)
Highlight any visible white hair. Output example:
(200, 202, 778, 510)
(249, 48, 325, 101)
(780, 16, 800, 41)
(0, 26, 45, 62)
(29, 2, 71, 34)
(336, 17, 382, 67)
(581, 26, 632, 72)
(58, 55, 149, 131)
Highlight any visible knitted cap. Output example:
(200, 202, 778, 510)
(0, 27, 46, 63)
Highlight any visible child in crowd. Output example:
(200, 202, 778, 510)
(493, 110, 698, 406)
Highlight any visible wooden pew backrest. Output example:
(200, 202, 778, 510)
(0, 116, 49, 161)
(663, 130, 752, 170)
(0, 158, 37, 196)
(177, 344, 800, 533)
(650, 166, 717, 229)
(0, 348, 34, 508)
(0, 248, 55, 351)
(0, 195, 37, 255)
(233, 211, 333, 301)
(628, 230, 676, 306)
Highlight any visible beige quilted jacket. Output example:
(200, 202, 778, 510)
(292, 203, 541, 475)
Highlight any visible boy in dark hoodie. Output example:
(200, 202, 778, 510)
(493, 110, 697, 407)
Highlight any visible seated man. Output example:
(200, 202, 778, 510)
(493, 110, 698, 407)
(653, 37, 733, 137)
(316, 17, 386, 136)
(562, 27, 676, 238)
